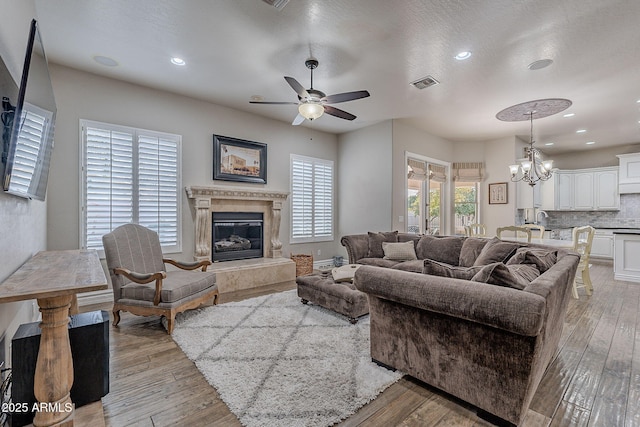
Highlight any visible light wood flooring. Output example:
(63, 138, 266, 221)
(79, 262, 640, 426)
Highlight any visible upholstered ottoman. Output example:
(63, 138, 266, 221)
(296, 273, 369, 323)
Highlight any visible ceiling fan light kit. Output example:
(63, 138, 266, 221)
(250, 58, 370, 125)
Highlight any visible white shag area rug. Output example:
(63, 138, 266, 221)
(172, 289, 403, 427)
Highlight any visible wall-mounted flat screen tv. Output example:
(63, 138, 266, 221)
(1, 19, 56, 201)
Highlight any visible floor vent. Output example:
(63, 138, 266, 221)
(410, 75, 440, 89)
(261, 0, 290, 10)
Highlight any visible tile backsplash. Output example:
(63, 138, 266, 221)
(518, 194, 640, 229)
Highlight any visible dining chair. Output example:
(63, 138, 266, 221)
(521, 224, 545, 239)
(571, 225, 595, 299)
(464, 223, 487, 237)
(496, 226, 532, 242)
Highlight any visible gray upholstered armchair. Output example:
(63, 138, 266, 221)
(102, 223, 218, 334)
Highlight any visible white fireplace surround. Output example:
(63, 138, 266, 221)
(185, 185, 289, 262)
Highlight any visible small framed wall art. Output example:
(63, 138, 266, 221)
(488, 182, 508, 204)
(213, 134, 267, 184)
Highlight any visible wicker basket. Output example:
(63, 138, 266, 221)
(291, 253, 313, 277)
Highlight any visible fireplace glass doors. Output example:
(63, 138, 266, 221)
(211, 212, 263, 261)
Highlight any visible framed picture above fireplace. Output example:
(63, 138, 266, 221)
(213, 134, 267, 184)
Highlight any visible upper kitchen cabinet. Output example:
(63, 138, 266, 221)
(544, 167, 619, 211)
(617, 153, 640, 193)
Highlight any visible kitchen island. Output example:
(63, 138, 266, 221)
(613, 230, 640, 283)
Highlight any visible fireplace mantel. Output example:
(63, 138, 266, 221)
(185, 185, 289, 261)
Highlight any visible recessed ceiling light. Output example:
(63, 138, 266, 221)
(545, 142, 554, 146)
(528, 59, 553, 70)
(563, 113, 575, 118)
(170, 57, 186, 66)
(454, 51, 472, 61)
(576, 129, 587, 133)
(93, 55, 118, 67)
(250, 95, 264, 102)
(586, 141, 596, 145)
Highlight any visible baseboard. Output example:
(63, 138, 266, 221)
(77, 289, 113, 306)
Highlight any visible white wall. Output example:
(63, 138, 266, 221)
(47, 65, 343, 262)
(482, 136, 520, 236)
(550, 143, 640, 169)
(337, 120, 393, 238)
(0, 0, 42, 369)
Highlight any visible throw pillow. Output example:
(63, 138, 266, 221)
(506, 247, 558, 274)
(332, 264, 361, 283)
(382, 241, 418, 261)
(473, 237, 521, 266)
(416, 235, 465, 266)
(458, 237, 490, 267)
(422, 259, 484, 280)
(367, 231, 398, 258)
(470, 262, 540, 290)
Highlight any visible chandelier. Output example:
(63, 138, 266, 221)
(496, 98, 572, 187)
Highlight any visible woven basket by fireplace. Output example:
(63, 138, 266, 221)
(291, 253, 313, 276)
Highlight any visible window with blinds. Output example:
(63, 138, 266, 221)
(290, 154, 334, 243)
(7, 103, 53, 195)
(80, 120, 181, 253)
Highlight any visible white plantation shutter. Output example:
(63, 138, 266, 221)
(8, 104, 52, 195)
(290, 154, 333, 242)
(81, 120, 181, 252)
(138, 133, 179, 247)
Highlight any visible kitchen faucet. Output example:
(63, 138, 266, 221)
(534, 209, 548, 224)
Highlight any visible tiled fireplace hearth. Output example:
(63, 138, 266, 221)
(185, 186, 296, 293)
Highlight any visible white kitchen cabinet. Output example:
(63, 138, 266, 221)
(617, 153, 640, 193)
(594, 169, 619, 209)
(555, 172, 574, 210)
(516, 178, 541, 209)
(614, 232, 640, 283)
(550, 167, 619, 211)
(591, 229, 614, 259)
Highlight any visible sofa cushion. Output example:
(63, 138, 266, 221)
(473, 237, 521, 266)
(506, 247, 558, 273)
(357, 258, 401, 269)
(416, 235, 464, 265)
(422, 259, 485, 279)
(391, 259, 424, 273)
(471, 262, 540, 290)
(367, 231, 399, 258)
(382, 241, 418, 261)
(458, 237, 490, 267)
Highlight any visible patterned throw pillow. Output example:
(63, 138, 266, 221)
(471, 262, 540, 290)
(367, 231, 398, 258)
(382, 241, 418, 261)
(422, 259, 484, 280)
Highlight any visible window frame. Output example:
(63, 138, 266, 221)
(79, 119, 182, 254)
(290, 153, 334, 244)
(454, 181, 481, 234)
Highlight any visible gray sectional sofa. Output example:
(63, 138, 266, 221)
(340, 231, 580, 426)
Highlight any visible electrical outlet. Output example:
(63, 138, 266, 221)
(317, 249, 321, 256)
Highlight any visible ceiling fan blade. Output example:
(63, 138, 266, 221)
(322, 90, 370, 104)
(284, 76, 310, 99)
(324, 105, 357, 121)
(292, 114, 305, 126)
(249, 101, 299, 105)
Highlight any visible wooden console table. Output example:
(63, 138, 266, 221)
(0, 250, 107, 427)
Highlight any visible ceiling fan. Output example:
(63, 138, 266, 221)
(250, 58, 370, 125)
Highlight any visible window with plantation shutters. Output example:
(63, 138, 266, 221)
(290, 154, 333, 243)
(7, 103, 53, 195)
(80, 120, 181, 253)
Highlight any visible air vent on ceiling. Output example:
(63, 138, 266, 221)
(261, 0, 290, 10)
(410, 75, 440, 89)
